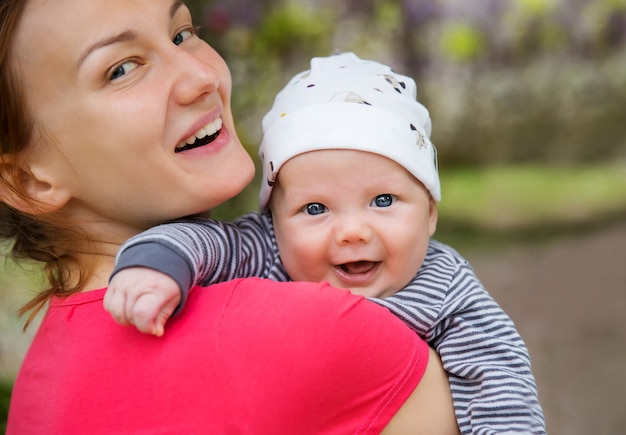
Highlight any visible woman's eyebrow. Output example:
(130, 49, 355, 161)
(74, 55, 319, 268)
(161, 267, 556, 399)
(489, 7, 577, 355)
(170, 1, 185, 18)
(77, 1, 185, 69)
(78, 30, 137, 68)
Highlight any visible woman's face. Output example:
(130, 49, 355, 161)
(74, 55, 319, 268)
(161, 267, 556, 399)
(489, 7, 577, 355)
(12, 0, 254, 236)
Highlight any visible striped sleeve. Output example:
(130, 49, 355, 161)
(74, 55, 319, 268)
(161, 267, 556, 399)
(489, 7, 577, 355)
(373, 240, 546, 434)
(112, 211, 285, 301)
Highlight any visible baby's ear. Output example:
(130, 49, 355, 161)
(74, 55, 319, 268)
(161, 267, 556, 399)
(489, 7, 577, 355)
(0, 161, 70, 215)
(428, 197, 438, 237)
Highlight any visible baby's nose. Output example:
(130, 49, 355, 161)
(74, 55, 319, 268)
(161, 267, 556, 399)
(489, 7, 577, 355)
(335, 215, 373, 245)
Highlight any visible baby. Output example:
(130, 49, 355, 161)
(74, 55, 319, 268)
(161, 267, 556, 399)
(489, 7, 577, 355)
(106, 52, 545, 434)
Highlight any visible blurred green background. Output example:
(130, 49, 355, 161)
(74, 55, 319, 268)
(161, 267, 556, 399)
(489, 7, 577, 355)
(2, 0, 626, 433)
(195, 0, 626, 229)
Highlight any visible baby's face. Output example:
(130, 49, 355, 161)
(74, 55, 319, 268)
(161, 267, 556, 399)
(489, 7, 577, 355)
(269, 149, 437, 298)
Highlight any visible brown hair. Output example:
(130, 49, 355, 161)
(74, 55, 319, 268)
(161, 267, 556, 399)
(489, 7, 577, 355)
(1, 0, 89, 328)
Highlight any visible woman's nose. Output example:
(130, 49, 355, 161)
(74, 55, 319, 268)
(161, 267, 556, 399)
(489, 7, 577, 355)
(170, 48, 220, 105)
(335, 215, 374, 245)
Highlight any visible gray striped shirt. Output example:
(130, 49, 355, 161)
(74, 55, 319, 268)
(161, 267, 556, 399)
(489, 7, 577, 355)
(114, 211, 546, 434)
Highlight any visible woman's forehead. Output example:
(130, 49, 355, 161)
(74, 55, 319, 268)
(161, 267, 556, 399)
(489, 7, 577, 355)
(12, 0, 181, 92)
(15, 0, 182, 59)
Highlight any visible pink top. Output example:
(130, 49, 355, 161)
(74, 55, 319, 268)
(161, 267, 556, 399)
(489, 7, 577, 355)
(7, 278, 428, 434)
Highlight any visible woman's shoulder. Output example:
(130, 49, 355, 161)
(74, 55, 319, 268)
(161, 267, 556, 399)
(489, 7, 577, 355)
(188, 278, 424, 369)
(183, 278, 429, 432)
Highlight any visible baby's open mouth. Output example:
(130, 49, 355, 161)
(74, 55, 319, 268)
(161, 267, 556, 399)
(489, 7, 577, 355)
(175, 117, 222, 153)
(338, 261, 379, 274)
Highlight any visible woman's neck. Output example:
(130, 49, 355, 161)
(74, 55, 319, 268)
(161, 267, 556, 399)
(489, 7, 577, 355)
(63, 207, 142, 291)
(80, 253, 117, 291)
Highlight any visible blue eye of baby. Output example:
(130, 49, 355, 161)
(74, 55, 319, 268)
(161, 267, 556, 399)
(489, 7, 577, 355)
(304, 203, 327, 216)
(372, 194, 394, 208)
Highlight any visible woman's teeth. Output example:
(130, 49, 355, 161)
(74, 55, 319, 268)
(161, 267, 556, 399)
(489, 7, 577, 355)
(176, 117, 223, 152)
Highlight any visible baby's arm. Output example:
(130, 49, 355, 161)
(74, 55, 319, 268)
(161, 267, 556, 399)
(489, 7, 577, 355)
(374, 241, 546, 434)
(105, 212, 279, 334)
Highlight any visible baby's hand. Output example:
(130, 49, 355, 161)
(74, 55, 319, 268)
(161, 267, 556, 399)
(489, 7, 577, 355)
(104, 267, 181, 337)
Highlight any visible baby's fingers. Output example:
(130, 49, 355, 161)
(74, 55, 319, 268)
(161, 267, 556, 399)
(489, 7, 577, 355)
(105, 268, 180, 335)
(103, 285, 131, 326)
(131, 289, 180, 336)
(129, 293, 165, 335)
(152, 298, 180, 337)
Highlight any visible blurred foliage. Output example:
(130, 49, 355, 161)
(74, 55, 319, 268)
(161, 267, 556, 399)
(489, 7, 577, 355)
(188, 0, 626, 219)
(187, 0, 626, 168)
(0, 379, 10, 434)
(254, 3, 330, 57)
(439, 23, 486, 62)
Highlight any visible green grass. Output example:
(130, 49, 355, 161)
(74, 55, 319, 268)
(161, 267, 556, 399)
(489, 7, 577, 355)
(436, 162, 626, 248)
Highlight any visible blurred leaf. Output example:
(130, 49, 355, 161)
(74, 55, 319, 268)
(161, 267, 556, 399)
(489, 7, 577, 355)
(376, 1, 402, 32)
(254, 1, 332, 57)
(439, 23, 485, 62)
(516, 0, 557, 15)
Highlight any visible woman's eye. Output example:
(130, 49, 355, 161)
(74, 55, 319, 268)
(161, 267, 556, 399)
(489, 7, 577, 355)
(173, 28, 194, 46)
(303, 203, 327, 216)
(372, 194, 395, 208)
(109, 60, 139, 81)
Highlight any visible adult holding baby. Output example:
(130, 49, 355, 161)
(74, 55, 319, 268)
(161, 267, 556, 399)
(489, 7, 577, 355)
(1, 0, 458, 433)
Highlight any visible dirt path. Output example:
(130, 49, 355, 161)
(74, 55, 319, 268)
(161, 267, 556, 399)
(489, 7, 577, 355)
(460, 221, 626, 435)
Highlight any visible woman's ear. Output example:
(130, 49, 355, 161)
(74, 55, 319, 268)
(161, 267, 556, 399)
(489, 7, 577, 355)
(0, 161, 71, 215)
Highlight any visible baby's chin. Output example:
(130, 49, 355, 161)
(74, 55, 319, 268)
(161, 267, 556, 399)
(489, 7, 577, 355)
(331, 282, 396, 299)
(292, 269, 400, 298)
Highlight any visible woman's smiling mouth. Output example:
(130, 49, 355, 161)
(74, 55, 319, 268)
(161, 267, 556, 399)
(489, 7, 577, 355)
(176, 117, 223, 153)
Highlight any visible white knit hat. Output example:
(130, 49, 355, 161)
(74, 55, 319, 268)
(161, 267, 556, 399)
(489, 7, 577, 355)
(259, 52, 440, 209)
